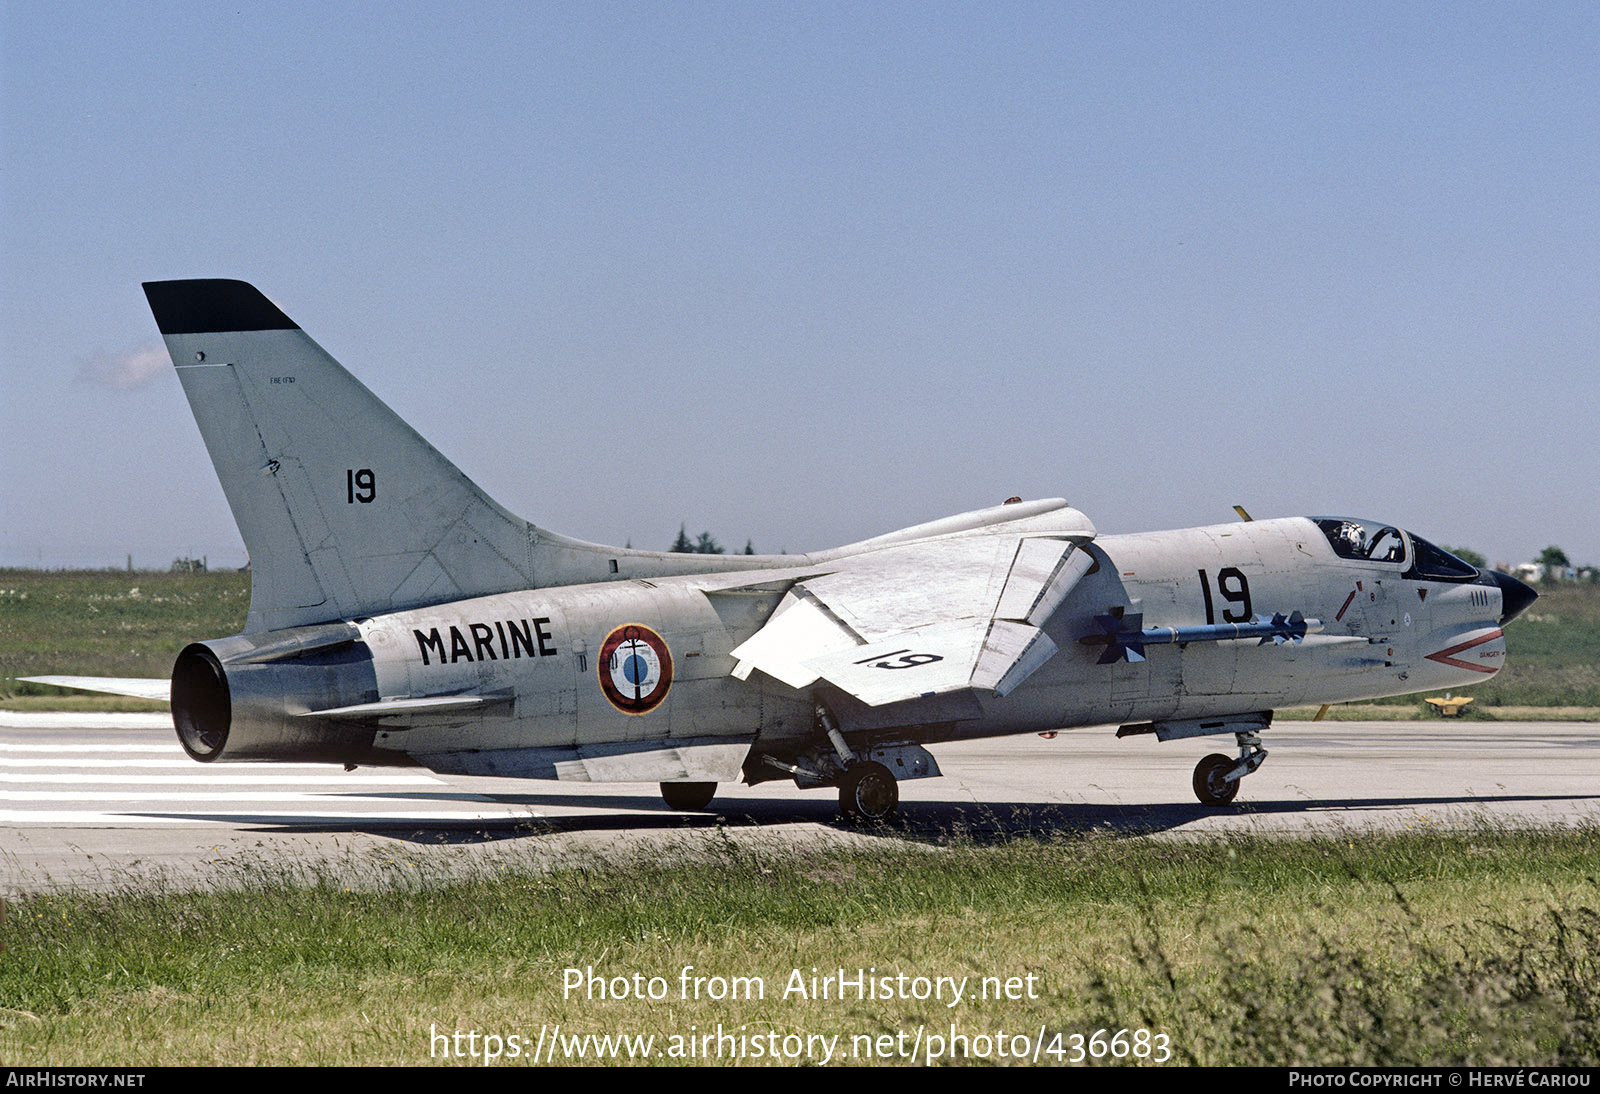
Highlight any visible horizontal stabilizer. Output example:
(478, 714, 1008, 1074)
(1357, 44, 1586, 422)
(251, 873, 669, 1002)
(20, 676, 170, 702)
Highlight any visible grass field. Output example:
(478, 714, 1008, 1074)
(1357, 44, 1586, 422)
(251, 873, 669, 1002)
(2, 827, 1597, 1066)
(1460, 582, 1600, 708)
(4, 567, 1596, 715)
(0, 568, 248, 689)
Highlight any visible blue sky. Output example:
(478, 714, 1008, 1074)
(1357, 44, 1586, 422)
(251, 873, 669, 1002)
(3, 2, 1596, 569)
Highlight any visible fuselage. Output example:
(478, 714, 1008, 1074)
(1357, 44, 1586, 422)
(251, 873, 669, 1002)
(173, 513, 1519, 775)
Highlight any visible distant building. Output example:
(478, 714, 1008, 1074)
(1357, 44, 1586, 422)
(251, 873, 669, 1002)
(1514, 561, 1587, 583)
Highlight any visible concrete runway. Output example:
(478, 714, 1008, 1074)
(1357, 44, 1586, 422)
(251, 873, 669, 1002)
(4, 711, 1597, 896)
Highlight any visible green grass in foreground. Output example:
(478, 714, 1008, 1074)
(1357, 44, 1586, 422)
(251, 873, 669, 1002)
(3, 828, 1598, 1066)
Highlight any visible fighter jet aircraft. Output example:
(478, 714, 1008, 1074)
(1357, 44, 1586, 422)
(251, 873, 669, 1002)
(28, 279, 1539, 823)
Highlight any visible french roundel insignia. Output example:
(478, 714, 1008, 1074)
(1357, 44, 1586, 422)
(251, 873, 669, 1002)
(598, 624, 674, 715)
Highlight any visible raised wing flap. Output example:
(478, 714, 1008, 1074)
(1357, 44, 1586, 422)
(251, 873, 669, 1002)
(970, 619, 1058, 697)
(995, 537, 1096, 626)
(729, 531, 1094, 707)
(971, 538, 1096, 696)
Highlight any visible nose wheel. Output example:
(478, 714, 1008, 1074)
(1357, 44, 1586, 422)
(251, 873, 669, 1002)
(1193, 754, 1240, 805)
(1192, 730, 1267, 806)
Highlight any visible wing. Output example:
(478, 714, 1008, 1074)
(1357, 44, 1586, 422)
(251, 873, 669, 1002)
(730, 531, 1095, 706)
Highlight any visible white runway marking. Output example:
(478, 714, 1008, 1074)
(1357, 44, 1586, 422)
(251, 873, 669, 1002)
(0, 712, 172, 729)
(0, 742, 183, 753)
(1, 758, 394, 768)
(0, 713, 531, 829)
(0, 808, 542, 825)
(4, 711, 1597, 897)
(1, 773, 445, 784)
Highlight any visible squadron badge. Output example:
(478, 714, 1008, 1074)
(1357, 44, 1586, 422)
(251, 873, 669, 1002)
(598, 623, 674, 715)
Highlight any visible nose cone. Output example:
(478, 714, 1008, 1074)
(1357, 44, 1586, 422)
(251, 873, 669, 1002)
(1490, 569, 1538, 625)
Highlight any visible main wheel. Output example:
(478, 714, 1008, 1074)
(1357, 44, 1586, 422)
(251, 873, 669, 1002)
(660, 781, 717, 811)
(1193, 753, 1240, 806)
(838, 761, 899, 825)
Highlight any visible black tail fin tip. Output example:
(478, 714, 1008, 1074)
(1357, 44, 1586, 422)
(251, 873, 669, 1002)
(143, 279, 300, 336)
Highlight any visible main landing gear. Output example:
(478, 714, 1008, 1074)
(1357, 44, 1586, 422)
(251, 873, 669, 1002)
(752, 704, 936, 825)
(1192, 728, 1268, 806)
(659, 781, 717, 811)
(820, 703, 903, 825)
(838, 761, 899, 825)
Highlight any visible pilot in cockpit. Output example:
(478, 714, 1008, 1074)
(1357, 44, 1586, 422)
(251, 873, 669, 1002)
(1336, 521, 1365, 557)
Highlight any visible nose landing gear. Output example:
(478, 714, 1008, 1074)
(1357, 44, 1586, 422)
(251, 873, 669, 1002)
(1117, 713, 1273, 807)
(1192, 728, 1268, 806)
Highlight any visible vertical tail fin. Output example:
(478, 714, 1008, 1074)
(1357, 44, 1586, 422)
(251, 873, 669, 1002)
(145, 279, 540, 632)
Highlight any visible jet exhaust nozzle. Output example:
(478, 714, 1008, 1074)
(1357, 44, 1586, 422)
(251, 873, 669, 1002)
(168, 630, 384, 763)
(172, 643, 231, 760)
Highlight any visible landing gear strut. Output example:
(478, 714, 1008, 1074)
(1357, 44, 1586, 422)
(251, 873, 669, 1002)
(811, 702, 905, 824)
(1192, 729, 1268, 806)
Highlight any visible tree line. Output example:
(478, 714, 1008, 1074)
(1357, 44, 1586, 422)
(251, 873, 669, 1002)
(668, 525, 756, 555)
(1421, 545, 1589, 584)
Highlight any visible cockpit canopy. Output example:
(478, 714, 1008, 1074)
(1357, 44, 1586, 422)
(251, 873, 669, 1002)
(1315, 517, 1407, 565)
(1312, 517, 1479, 582)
